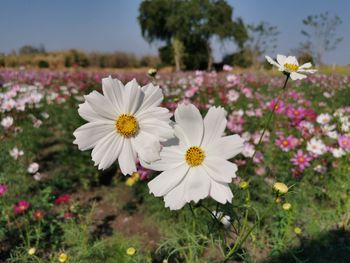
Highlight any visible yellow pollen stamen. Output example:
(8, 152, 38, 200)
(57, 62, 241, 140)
(185, 146, 205, 166)
(115, 114, 139, 137)
(284, 63, 299, 72)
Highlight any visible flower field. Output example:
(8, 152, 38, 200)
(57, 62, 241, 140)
(1, 66, 350, 262)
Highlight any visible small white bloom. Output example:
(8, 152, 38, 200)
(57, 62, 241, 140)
(265, 54, 317, 80)
(212, 211, 231, 228)
(242, 143, 255, 158)
(145, 104, 244, 210)
(326, 130, 338, 139)
(28, 162, 39, 174)
(1, 116, 14, 129)
(9, 147, 24, 160)
(33, 172, 43, 181)
(73, 76, 173, 175)
(314, 164, 327, 174)
(227, 90, 239, 102)
(306, 137, 327, 156)
(316, 113, 332, 125)
(330, 148, 345, 158)
(223, 64, 233, 71)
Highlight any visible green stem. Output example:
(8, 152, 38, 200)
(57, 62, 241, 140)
(249, 74, 290, 163)
(225, 200, 275, 261)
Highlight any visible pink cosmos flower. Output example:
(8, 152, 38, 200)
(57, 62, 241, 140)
(227, 110, 245, 134)
(55, 194, 71, 205)
(1, 116, 14, 129)
(291, 150, 312, 171)
(0, 184, 7, 196)
(338, 135, 350, 151)
(14, 200, 30, 214)
(223, 64, 233, 71)
(268, 99, 284, 114)
(226, 74, 240, 86)
(275, 134, 299, 152)
(227, 90, 239, 102)
(286, 106, 306, 120)
(138, 167, 150, 181)
(27, 162, 39, 174)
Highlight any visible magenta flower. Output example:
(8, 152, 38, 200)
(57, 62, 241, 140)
(268, 99, 284, 114)
(0, 184, 7, 196)
(286, 106, 306, 120)
(338, 135, 350, 151)
(291, 150, 312, 171)
(275, 134, 299, 152)
(14, 200, 30, 214)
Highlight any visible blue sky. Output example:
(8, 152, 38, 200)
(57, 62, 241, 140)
(1, 0, 349, 64)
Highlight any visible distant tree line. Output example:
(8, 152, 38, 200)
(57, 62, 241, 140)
(0, 47, 160, 69)
(138, 0, 343, 70)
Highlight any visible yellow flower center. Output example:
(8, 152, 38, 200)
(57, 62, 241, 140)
(185, 146, 205, 166)
(282, 140, 289, 146)
(115, 114, 139, 137)
(284, 63, 299, 72)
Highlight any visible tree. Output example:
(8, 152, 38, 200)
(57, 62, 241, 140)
(222, 21, 278, 68)
(246, 22, 279, 65)
(138, 0, 247, 70)
(19, 44, 46, 55)
(301, 12, 343, 65)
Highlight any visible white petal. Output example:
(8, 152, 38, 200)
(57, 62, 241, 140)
(136, 106, 172, 122)
(290, 72, 307, 80)
(102, 76, 124, 113)
(276, 54, 287, 66)
(285, 56, 299, 66)
(164, 180, 187, 210)
(184, 166, 211, 203)
(209, 180, 233, 204)
(206, 135, 244, 159)
(118, 140, 137, 175)
(299, 62, 312, 69)
(202, 106, 227, 148)
(91, 133, 123, 170)
(73, 121, 115, 150)
(78, 102, 104, 122)
(265, 55, 283, 69)
(124, 79, 143, 114)
(136, 83, 163, 114)
(148, 164, 188, 197)
(141, 146, 184, 171)
(85, 91, 117, 120)
(203, 157, 237, 183)
(132, 131, 161, 163)
(139, 118, 173, 141)
(298, 69, 317, 74)
(174, 124, 191, 148)
(174, 104, 203, 146)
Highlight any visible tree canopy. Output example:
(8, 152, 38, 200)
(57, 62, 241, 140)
(138, 0, 247, 70)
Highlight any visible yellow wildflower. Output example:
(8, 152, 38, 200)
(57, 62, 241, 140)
(59, 253, 68, 263)
(126, 247, 136, 256)
(273, 182, 288, 195)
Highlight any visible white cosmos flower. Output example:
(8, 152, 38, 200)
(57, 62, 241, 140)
(306, 137, 327, 156)
(145, 104, 244, 210)
(265, 54, 317, 80)
(73, 76, 173, 175)
(316, 113, 332, 125)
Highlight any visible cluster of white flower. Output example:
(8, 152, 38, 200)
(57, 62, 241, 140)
(73, 76, 245, 210)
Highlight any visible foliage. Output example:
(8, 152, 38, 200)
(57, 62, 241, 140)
(138, 0, 247, 70)
(1, 68, 350, 262)
(301, 12, 343, 65)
